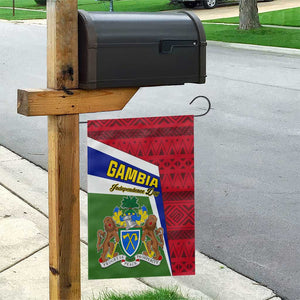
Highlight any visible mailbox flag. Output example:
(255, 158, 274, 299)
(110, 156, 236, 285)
(88, 115, 195, 279)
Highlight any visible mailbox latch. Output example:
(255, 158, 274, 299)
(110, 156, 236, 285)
(159, 40, 198, 54)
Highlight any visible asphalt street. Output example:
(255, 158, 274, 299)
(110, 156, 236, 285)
(0, 21, 299, 299)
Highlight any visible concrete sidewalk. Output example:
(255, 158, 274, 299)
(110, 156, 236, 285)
(0, 145, 280, 299)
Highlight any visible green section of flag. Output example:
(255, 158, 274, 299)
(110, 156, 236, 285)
(88, 193, 171, 279)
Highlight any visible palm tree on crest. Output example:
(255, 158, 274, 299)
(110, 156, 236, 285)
(121, 196, 139, 216)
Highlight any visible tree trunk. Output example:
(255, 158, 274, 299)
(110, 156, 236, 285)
(239, 0, 261, 30)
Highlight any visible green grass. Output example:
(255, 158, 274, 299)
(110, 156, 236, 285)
(203, 7, 300, 49)
(92, 288, 189, 300)
(204, 24, 300, 49)
(0, 0, 45, 9)
(0, 8, 46, 20)
(0, 0, 181, 20)
(259, 7, 300, 27)
(78, 0, 181, 12)
(205, 7, 300, 27)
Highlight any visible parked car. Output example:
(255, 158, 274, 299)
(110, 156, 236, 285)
(175, 0, 272, 9)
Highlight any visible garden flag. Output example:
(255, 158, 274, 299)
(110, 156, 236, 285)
(87, 115, 195, 279)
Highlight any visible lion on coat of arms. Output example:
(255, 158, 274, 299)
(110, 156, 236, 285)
(96, 196, 165, 264)
(97, 216, 119, 262)
(142, 214, 164, 260)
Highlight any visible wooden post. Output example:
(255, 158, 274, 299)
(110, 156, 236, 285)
(17, 1, 138, 298)
(47, 0, 80, 298)
(48, 115, 80, 299)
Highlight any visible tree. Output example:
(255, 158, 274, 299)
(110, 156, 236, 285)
(239, 0, 261, 30)
(121, 196, 139, 215)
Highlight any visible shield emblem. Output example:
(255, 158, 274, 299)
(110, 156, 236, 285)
(119, 228, 142, 257)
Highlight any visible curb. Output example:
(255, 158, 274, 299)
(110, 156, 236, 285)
(0, 18, 47, 26)
(204, 22, 300, 30)
(140, 250, 280, 300)
(0, 145, 281, 299)
(208, 40, 300, 56)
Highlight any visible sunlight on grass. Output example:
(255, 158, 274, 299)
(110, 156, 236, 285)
(0, 0, 45, 9)
(205, 7, 300, 27)
(91, 287, 189, 300)
(0, 8, 46, 20)
(78, 0, 181, 12)
(0, 0, 181, 19)
(204, 24, 300, 49)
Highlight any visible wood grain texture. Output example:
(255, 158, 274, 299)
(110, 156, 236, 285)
(48, 115, 80, 300)
(17, 88, 138, 116)
(47, 0, 80, 299)
(47, 0, 78, 89)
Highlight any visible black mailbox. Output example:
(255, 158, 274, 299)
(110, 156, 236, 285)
(78, 10, 206, 89)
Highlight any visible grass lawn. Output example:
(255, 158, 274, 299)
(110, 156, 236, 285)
(93, 288, 188, 300)
(0, 0, 45, 9)
(202, 7, 300, 49)
(203, 24, 300, 49)
(78, 0, 181, 12)
(259, 7, 300, 27)
(0, 8, 46, 20)
(205, 7, 300, 27)
(0, 0, 181, 20)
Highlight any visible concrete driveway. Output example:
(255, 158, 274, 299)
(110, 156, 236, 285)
(184, 0, 300, 20)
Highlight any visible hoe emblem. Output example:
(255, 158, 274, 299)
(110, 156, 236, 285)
(119, 229, 141, 257)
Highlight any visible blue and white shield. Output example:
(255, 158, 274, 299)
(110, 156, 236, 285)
(119, 228, 141, 257)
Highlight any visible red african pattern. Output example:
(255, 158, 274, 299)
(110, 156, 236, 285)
(169, 239, 195, 275)
(88, 116, 195, 275)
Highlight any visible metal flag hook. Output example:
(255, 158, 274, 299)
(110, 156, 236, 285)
(189, 95, 211, 117)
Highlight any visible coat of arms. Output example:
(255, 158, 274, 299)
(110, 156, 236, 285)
(96, 196, 164, 268)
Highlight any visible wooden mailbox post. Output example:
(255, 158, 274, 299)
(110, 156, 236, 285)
(17, 0, 137, 298)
